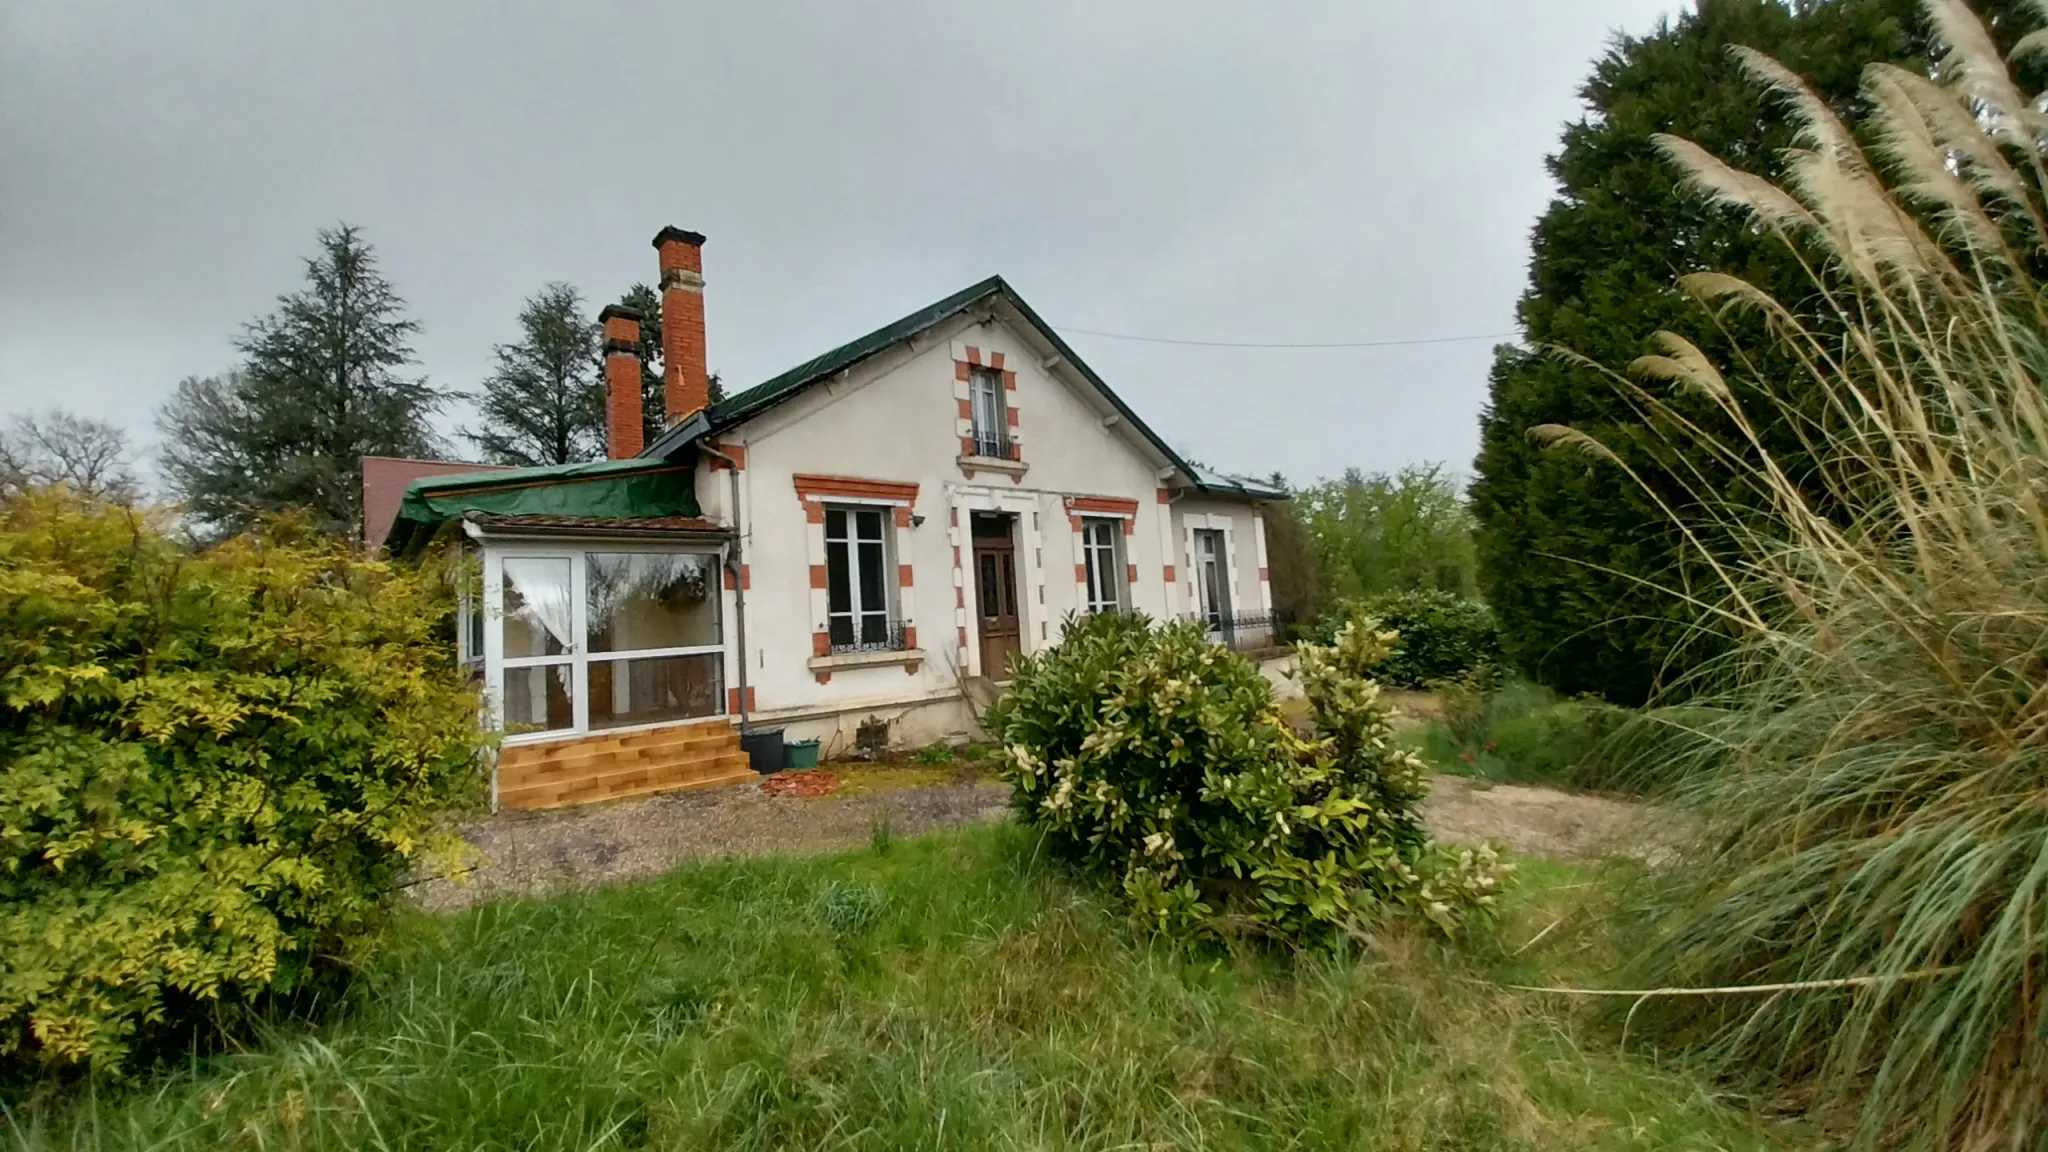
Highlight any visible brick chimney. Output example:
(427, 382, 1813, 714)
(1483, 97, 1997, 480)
(598, 303, 645, 459)
(652, 226, 709, 426)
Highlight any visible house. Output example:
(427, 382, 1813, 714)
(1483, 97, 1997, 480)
(371, 227, 1286, 810)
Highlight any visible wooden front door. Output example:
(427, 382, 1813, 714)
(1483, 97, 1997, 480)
(972, 524, 1021, 678)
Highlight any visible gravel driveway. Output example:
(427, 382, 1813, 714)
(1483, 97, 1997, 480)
(413, 755, 1660, 914)
(1421, 775, 1670, 863)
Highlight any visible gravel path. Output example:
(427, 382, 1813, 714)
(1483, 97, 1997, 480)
(1421, 775, 1669, 863)
(414, 758, 1660, 914)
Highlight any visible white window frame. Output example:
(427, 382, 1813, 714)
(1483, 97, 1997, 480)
(968, 367, 1007, 457)
(1194, 527, 1230, 631)
(457, 545, 486, 676)
(822, 503, 901, 651)
(484, 543, 726, 744)
(1080, 516, 1127, 614)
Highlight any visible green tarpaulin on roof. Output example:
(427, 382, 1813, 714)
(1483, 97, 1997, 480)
(385, 457, 702, 554)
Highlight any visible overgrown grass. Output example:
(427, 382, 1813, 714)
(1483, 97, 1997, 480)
(4, 825, 1790, 1150)
(1403, 680, 1642, 794)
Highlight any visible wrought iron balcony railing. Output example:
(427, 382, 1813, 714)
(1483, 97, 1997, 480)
(1194, 610, 1289, 653)
(969, 430, 1019, 461)
(828, 618, 911, 655)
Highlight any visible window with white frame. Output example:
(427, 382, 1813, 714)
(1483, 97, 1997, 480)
(493, 547, 724, 737)
(824, 505, 902, 651)
(457, 548, 485, 679)
(968, 367, 1010, 459)
(1193, 528, 1230, 630)
(1081, 517, 1126, 614)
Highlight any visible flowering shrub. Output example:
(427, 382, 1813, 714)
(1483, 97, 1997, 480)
(987, 611, 1508, 942)
(0, 491, 485, 1071)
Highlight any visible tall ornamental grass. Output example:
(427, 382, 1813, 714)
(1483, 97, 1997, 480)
(1541, 3, 2048, 1146)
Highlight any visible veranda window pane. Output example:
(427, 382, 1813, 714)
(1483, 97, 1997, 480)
(588, 653, 724, 730)
(503, 664, 574, 733)
(586, 553, 720, 653)
(502, 558, 573, 658)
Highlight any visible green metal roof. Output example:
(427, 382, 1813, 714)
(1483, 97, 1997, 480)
(643, 275, 1287, 503)
(384, 455, 704, 555)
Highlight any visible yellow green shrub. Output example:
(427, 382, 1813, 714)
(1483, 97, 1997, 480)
(988, 612, 1508, 942)
(0, 490, 485, 1071)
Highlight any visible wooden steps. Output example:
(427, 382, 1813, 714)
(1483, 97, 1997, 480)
(497, 719, 757, 811)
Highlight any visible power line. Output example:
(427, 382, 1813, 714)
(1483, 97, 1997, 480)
(1052, 325, 1520, 350)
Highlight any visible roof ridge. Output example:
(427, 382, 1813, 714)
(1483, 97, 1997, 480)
(650, 274, 1283, 504)
(708, 274, 1007, 420)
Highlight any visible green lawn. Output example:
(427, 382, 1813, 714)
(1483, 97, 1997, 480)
(6, 825, 1790, 1151)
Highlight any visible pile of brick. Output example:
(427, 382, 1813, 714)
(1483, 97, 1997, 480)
(760, 770, 841, 799)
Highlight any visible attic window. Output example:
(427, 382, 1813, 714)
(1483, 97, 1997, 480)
(968, 367, 1014, 459)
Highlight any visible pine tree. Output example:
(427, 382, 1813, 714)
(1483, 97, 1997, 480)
(463, 283, 603, 467)
(158, 225, 443, 538)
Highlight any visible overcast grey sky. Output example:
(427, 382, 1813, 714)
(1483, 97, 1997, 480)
(2, 0, 1676, 486)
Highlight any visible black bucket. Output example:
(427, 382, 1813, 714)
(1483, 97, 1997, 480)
(739, 727, 785, 775)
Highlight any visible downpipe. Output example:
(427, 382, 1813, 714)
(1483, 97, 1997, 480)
(701, 444, 752, 732)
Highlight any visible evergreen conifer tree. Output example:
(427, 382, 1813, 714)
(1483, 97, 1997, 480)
(159, 225, 442, 538)
(463, 283, 603, 467)
(1472, 0, 2017, 701)
(1476, 0, 2044, 702)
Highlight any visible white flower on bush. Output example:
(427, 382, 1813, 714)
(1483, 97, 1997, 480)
(1044, 766, 1078, 813)
(1009, 744, 1044, 778)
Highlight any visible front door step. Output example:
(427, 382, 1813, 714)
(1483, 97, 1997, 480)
(497, 719, 756, 811)
(961, 675, 1005, 715)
